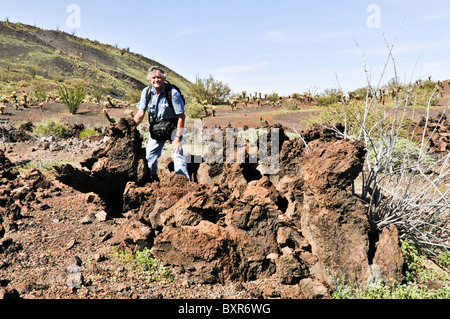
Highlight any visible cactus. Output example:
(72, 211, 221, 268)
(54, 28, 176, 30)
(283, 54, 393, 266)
(102, 109, 116, 124)
(58, 83, 86, 115)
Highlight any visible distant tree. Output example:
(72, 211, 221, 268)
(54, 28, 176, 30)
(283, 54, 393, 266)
(191, 74, 231, 105)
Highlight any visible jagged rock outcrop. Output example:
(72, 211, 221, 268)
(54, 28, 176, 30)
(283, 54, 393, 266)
(300, 137, 371, 283)
(55, 118, 149, 214)
(54, 119, 405, 296)
(371, 224, 405, 283)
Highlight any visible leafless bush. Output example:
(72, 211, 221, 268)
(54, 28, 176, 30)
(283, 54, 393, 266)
(331, 32, 449, 256)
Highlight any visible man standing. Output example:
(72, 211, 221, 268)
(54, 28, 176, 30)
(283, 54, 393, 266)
(134, 66, 189, 181)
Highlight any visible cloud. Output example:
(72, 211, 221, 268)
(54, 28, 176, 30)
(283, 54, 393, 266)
(263, 30, 288, 43)
(214, 61, 269, 74)
(175, 27, 201, 38)
(421, 14, 443, 21)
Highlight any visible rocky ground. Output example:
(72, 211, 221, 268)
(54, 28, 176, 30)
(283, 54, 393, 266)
(0, 117, 314, 300)
(0, 120, 377, 300)
(1, 148, 300, 300)
(0, 101, 449, 301)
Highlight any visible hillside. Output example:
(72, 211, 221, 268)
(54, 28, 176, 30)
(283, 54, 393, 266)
(0, 21, 193, 102)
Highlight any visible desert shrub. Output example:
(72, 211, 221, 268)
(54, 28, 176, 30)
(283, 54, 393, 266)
(109, 247, 173, 282)
(79, 128, 102, 139)
(316, 88, 344, 107)
(12, 159, 68, 174)
(316, 94, 339, 107)
(389, 79, 440, 106)
(33, 84, 47, 102)
(91, 86, 103, 103)
(436, 252, 450, 268)
(58, 83, 86, 114)
(135, 248, 173, 282)
(29, 67, 37, 80)
(359, 278, 450, 299)
(354, 96, 449, 255)
(366, 136, 435, 172)
(283, 99, 298, 111)
(185, 101, 205, 119)
(191, 75, 231, 105)
(33, 120, 71, 138)
(401, 85, 440, 106)
(266, 93, 279, 103)
(311, 99, 395, 139)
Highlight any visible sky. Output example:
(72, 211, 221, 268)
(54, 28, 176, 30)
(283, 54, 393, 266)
(1, 0, 450, 95)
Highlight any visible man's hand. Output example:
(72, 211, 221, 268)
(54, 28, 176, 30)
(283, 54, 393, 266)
(172, 113, 185, 153)
(172, 137, 182, 153)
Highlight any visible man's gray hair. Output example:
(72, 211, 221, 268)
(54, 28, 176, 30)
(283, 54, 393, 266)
(147, 66, 166, 81)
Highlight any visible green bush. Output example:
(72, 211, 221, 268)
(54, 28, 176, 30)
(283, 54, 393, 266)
(311, 100, 379, 137)
(33, 84, 48, 102)
(58, 83, 86, 114)
(407, 86, 439, 106)
(316, 94, 339, 107)
(436, 252, 450, 268)
(283, 99, 298, 111)
(366, 136, 435, 172)
(79, 128, 102, 139)
(266, 93, 279, 103)
(396, 80, 440, 106)
(135, 248, 173, 282)
(33, 120, 71, 138)
(316, 88, 343, 107)
(109, 247, 173, 283)
(191, 75, 231, 105)
(185, 101, 205, 119)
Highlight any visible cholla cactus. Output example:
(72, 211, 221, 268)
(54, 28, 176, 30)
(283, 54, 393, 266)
(243, 97, 249, 108)
(20, 93, 28, 108)
(10, 92, 18, 103)
(103, 95, 115, 108)
(226, 98, 237, 111)
(102, 109, 116, 124)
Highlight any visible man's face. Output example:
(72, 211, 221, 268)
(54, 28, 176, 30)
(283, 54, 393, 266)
(150, 71, 164, 90)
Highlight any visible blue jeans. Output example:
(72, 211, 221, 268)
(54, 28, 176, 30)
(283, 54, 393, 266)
(146, 137, 189, 180)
